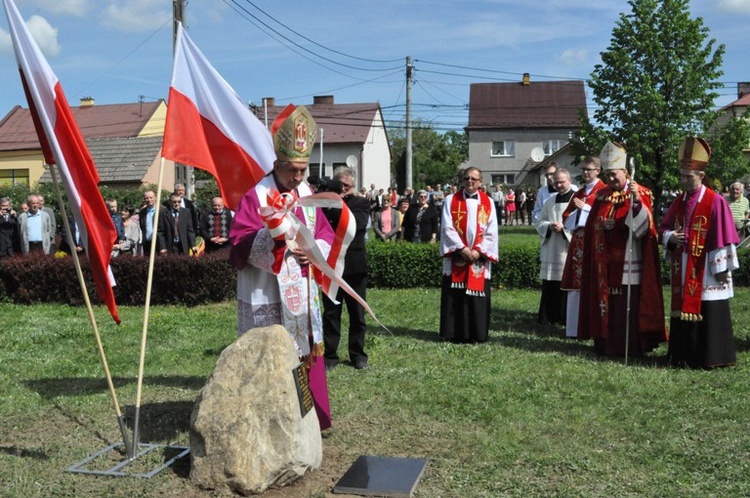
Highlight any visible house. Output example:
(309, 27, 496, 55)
(465, 75, 587, 186)
(251, 95, 391, 191)
(0, 98, 176, 190)
(717, 82, 750, 160)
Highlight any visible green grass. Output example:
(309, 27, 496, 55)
(2, 289, 750, 497)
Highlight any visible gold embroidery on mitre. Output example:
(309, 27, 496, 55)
(274, 106, 318, 163)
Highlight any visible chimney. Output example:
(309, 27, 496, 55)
(738, 82, 750, 99)
(263, 97, 275, 107)
(80, 96, 95, 107)
(313, 95, 334, 105)
(522, 73, 530, 86)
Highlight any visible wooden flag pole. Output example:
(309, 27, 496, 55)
(132, 157, 167, 457)
(47, 163, 132, 457)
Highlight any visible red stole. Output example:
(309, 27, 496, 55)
(668, 186, 715, 320)
(449, 190, 492, 295)
(579, 184, 666, 342)
(561, 180, 604, 290)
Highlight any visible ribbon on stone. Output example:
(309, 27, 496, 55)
(259, 188, 389, 331)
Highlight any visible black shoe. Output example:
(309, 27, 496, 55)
(353, 360, 368, 370)
(325, 360, 338, 372)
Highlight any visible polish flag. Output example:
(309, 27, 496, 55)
(4, 0, 120, 324)
(163, 22, 276, 211)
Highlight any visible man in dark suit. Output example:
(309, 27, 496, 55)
(164, 183, 199, 237)
(157, 193, 197, 255)
(322, 166, 371, 371)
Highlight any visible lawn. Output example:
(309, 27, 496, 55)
(2, 286, 750, 497)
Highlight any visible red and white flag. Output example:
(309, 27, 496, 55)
(4, 0, 120, 324)
(162, 22, 276, 211)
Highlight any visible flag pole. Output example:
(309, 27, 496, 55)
(47, 162, 132, 457)
(132, 156, 167, 457)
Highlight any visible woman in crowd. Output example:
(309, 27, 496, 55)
(372, 197, 401, 241)
(402, 190, 438, 243)
(505, 188, 516, 225)
(114, 206, 142, 256)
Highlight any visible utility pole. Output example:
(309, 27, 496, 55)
(172, 0, 193, 198)
(405, 56, 413, 190)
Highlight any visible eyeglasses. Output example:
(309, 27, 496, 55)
(340, 182, 353, 189)
(464, 176, 481, 182)
(581, 168, 599, 172)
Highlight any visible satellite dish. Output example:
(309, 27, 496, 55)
(530, 147, 545, 162)
(346, 155, 359, 168)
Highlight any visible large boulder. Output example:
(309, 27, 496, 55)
(190, 325, 322, 495)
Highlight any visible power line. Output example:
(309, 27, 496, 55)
(224, 0, 402, 73)
(235, 0, 403, 65)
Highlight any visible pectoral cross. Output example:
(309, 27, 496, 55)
(599, 300, 607, 317)
(690, 215, 708, 257)
(453, 204, 466, 235)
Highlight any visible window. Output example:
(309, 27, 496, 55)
(491, 174, 515, 185)
(0, 169, 30, 186)
(491, 140, 515, 157)
(543, 140, 565, 157)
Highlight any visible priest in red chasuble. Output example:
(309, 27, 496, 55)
(579, 141, 666, 356)
(440, 167, 499, 343)
(658, 137, 739, 369)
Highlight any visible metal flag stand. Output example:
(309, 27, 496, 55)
(52, 157, 192, 478)
(66, 442, 189, 478)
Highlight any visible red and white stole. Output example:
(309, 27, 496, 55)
(670, 186, 714, 320)
(450, 190, 492, 296)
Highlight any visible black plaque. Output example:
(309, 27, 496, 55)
(333, 455, 428, 497)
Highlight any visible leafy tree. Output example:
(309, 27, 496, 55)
(703, 109, 750, 190)
(390, 120, 468, 190)
(572, 0, 726, 202)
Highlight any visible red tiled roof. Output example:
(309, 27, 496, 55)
(0, 100, 164, 151)
(721, 93, 750, 111)
(467, 81, 587, 129)
(251, 102, 383, 144)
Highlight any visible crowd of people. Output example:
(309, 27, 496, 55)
(1, 125, 743, 399)
(0, 185, 234, 259)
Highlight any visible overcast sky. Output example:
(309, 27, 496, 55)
(1, 0, 749, 132)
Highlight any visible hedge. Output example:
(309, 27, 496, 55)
(2, 243, 750, 306)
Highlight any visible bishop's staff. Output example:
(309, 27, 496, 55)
(624, 157, 636, 365)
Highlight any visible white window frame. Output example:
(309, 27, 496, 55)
(491, 140, 515, 158)
(491, 174, 515, 185)
(543, 139, 565, 157)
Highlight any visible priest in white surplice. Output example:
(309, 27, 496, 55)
(534, 168, 576, 326)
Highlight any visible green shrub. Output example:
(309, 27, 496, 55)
(5, 243, 749, 305)
(0, 252, 236, 307)
(367, 240, 541, 289)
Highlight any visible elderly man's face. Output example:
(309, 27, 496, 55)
(143, 192, 156, 207)
(274, 161, 308, 192)
(212, 199, 224, 213)
(731, 184, 743, 200)
(605, 169, 628, 191)
(28, 197, 40, 213)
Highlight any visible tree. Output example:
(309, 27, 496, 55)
(703, 109, 750, 190)
(573, 0, 726, 203)
(390, 119, 468, 190)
